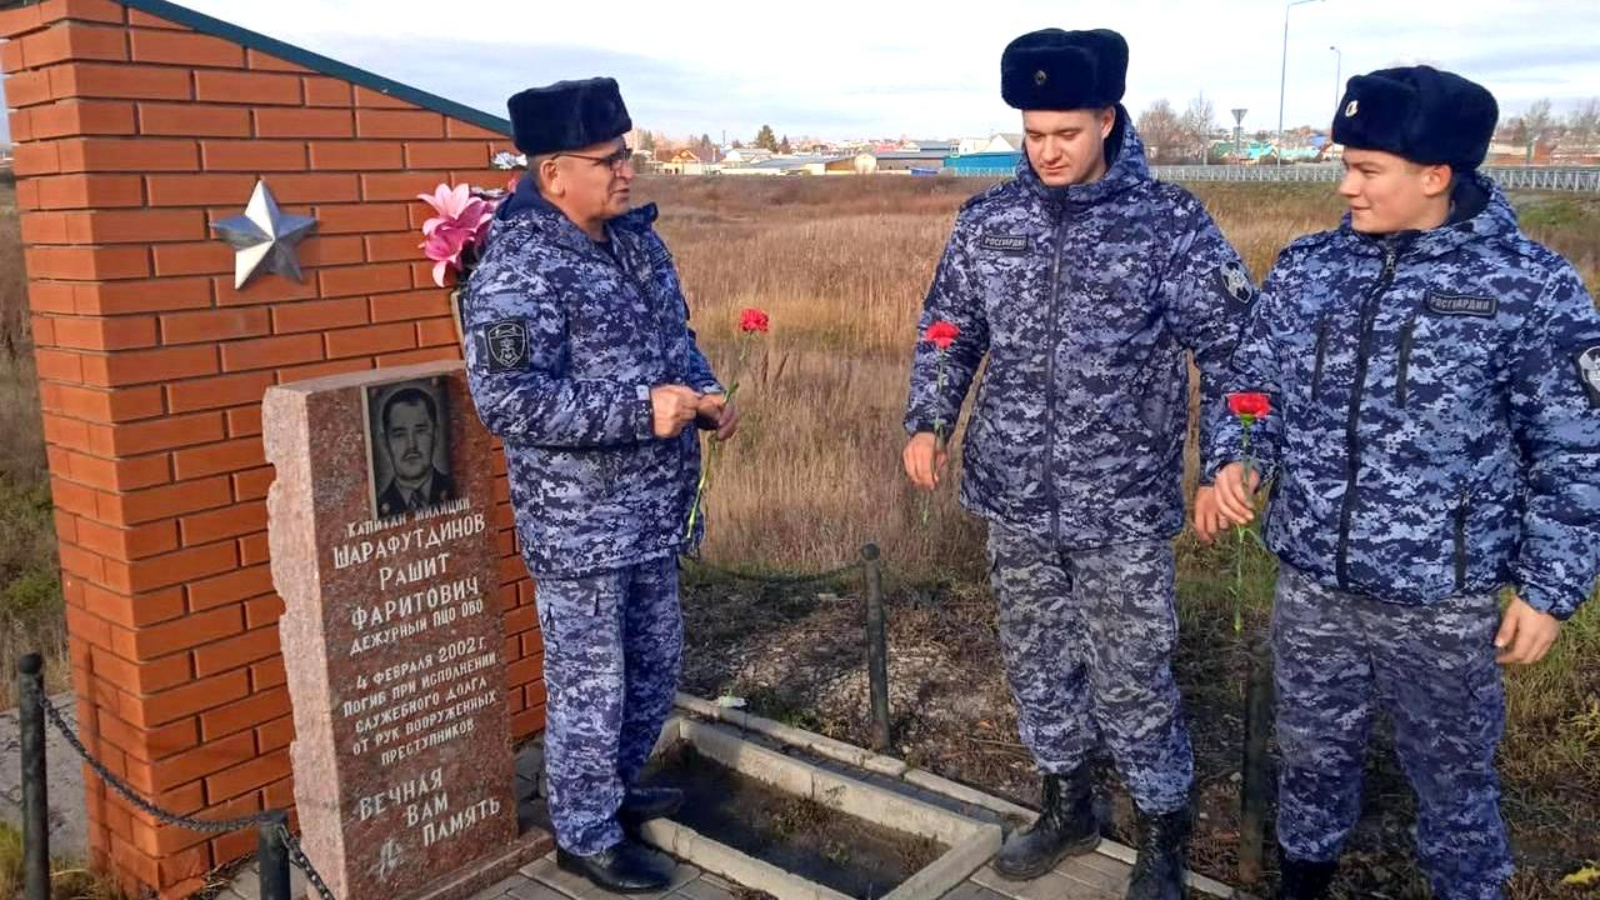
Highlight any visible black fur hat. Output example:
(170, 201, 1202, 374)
(508, 77, 632, 157)
(1331, 66, 1498, 171)
(1001, 28, 1128, 111)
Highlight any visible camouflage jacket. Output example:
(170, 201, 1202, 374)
(904, 115, 1255, 546)
(1208, 176, 1600, 619)
(462, 180, 720, 578)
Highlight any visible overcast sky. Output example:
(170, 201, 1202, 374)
(3, 0, 1598, 145)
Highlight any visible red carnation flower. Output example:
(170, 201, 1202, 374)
(1228, 392, 1271, 420)
(739, 308, 770, 334)
(926, 320, 960, 351)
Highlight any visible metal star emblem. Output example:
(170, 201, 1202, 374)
(211, 180, 318, 290)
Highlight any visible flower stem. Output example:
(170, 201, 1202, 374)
(922, 351, 949, 528)
(1233, 420, 1255, 636)
(685, 335, 754, 542)
(921, 418, 945, 526)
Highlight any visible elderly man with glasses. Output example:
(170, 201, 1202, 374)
(461, 77, 736, 893)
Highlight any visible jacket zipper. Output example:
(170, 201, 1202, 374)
(1310, 318, 1329, 401)
(1453, 488, 1469, 592)
(608, 232, 691, 529)
(1395, 317, 1417, 408)
(1044, 210, 1068, 542)
(1335, 243, 1398, 589)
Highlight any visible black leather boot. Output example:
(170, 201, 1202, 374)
(1125, 808, 1189, 900)
(993, 766, 1100, 881)
(1277, 848, 1337, 900)
(621, 785, 685, 824)
(556, 838, 674, 893)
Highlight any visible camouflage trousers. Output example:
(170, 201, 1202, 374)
(987, 524, 1193, 815)
(1273, 564, 1512, 899)
(538, 554, 683, 856)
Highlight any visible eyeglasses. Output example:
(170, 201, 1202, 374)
(557, 145, 633, 173)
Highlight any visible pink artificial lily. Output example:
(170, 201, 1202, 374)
(418, 183, 497, 287)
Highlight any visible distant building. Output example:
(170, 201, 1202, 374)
(716, 153, 874, 176)
(901, 139, 957, 154)
(875, 150, 952, 173)
(722, 155, 822, 176)
(828, 153, 878, 175)
(984, 133, 1025, 153)
(660, 149, 706, 175)
(943, 151, 1021, 176)
(721, 147, 775, 167)
(1487, 141, 1554, 166)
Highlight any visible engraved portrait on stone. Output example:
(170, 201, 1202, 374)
(363, 377, 456, 519)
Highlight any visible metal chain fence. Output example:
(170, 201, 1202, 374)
(31, 690, 337, 900)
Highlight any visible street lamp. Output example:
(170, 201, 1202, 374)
(1277, 0, 1325, 165)
(1330, 45, 1343, 111)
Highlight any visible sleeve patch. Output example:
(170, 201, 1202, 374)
(1215, 260, 1257, 309)
(478, 319, 530, 372)
(1576, 345, 1600, 409)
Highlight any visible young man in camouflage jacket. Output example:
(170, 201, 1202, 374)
(904, 28, 1255, 900)
(1199, 66, 1600, 900)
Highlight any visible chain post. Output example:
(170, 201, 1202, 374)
(862, 544, 891, 752)
(18, 654, 49, 900)
(259, 810, 291, 900)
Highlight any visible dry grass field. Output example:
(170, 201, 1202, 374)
(0, 174, 67, 698)
(0, 171, 1595, 897)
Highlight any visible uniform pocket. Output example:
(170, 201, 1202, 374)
(1395, 317, 1418, 408)
(1401, 311, 1500, 411)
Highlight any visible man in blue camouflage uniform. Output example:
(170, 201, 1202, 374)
(462, 78, 737, 893)
(902, 29, 1254, 899)
(1197, 67, 1600, 900)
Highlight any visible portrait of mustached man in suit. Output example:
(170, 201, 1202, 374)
(368, 381, 455, 518)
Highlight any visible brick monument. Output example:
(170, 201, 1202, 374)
(0, 0, 548, 893)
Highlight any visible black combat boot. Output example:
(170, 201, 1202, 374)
(556, 838, 674, 893)
(993, 765, 1100, 881)
(620, 784, 685, 825)
(1277, 847, 1337, 900)
(1125, 808, 1189, 900)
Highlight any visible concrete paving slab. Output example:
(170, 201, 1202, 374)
(937, 882, 1013, 900)
(673, 874, 738, 900)
(1054, 855, 1128, 894)
(972, 864, 1115, 900)
(524, 851, 700, 900)
(502, 873, 575, 900)
(0, 693, 88, 861)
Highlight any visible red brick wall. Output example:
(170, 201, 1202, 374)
(0, 1, 547, 894)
